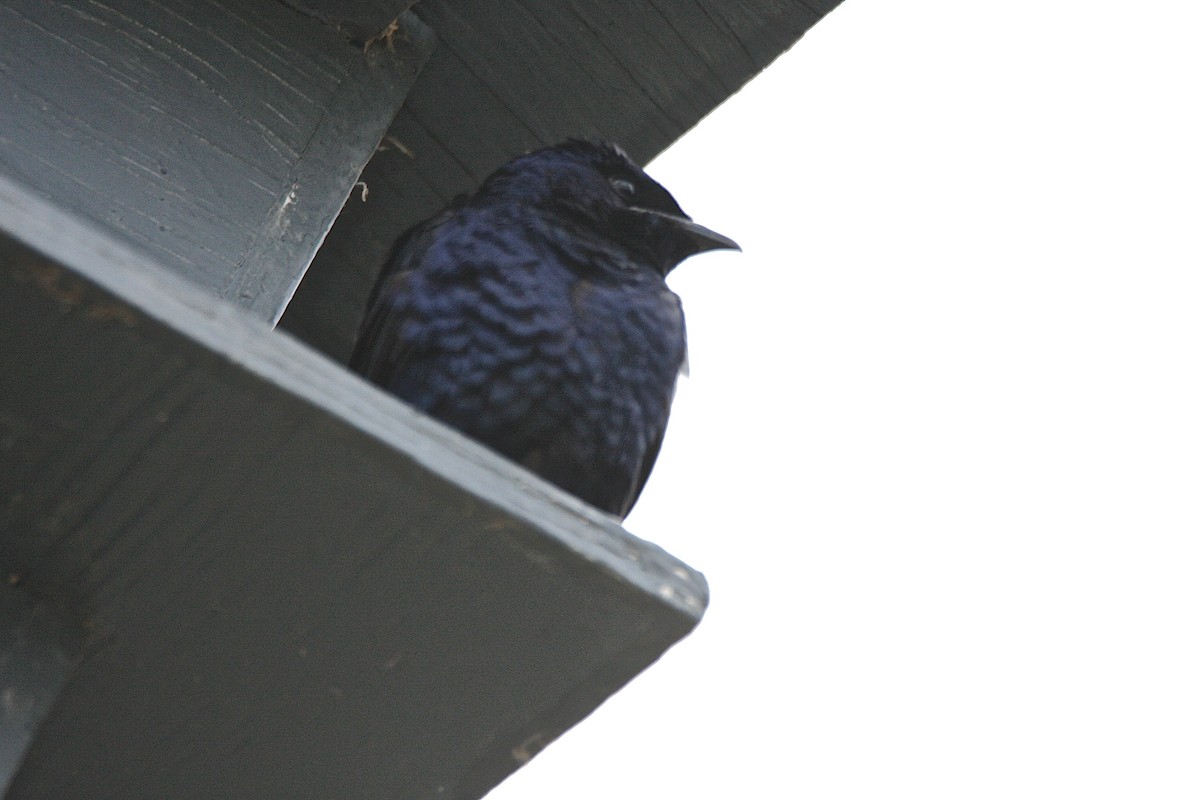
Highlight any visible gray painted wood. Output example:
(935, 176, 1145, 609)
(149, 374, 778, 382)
(0, 0, 432, 323)
(0, 587, 80, 797)
(279, 0, 419, 43)
(280, 0, 844, 363)
(0, 175, 705, 799)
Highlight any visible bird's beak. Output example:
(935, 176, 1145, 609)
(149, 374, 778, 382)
(631, 207, 741, 256)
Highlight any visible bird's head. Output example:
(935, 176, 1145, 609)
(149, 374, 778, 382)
(478, 139, 739, 275)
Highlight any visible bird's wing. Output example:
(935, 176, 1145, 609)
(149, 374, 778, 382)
(348, 270, 417, 384)
(619, 405, 671, 518)
(360, 204, 443, 311)
(350, 205, 460, 382)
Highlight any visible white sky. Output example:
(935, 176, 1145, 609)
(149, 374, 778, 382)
(490, 2, 1200, 797)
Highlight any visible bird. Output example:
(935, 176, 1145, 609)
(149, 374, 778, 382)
(349, 139, 738, 518)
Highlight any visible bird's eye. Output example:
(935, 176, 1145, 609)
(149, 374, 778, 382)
(609, 178, 636, 199)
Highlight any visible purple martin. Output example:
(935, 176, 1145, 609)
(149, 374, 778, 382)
(350, 140, 738, 517)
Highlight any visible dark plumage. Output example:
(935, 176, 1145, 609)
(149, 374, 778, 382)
(350, 140, 737, 517)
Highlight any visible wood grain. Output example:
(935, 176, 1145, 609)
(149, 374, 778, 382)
(0, 0, 432, 322)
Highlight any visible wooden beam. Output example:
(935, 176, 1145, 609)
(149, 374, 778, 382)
(0, 0, 433, 323)
(0, 177, 706, 800)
